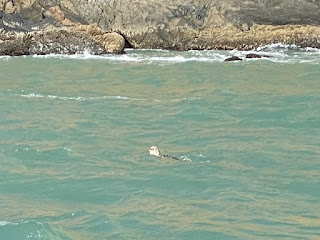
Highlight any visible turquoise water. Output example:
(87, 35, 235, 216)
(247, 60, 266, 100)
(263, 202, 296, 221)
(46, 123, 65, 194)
(0, 47, 320, 240)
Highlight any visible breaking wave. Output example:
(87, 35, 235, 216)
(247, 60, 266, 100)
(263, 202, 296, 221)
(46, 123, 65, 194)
(23, 43, 320, 64)
(15, 92, 202, 103)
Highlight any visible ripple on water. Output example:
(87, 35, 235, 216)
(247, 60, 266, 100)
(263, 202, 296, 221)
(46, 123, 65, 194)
(1, 48, 320, 240)
(0, 220, 69, 240)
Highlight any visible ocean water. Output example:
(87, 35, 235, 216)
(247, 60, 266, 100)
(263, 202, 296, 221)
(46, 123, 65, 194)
(0, 45, 320, 240)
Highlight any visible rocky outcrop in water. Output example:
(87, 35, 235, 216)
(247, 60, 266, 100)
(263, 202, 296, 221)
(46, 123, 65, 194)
(245, 53, 270, 59)
(1, 0, 320, 52)
(224, 56, 242, 62)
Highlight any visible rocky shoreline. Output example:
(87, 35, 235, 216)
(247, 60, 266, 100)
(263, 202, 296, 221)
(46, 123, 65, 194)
(0, 25, 125, 56)
(1, 0, 320, 56)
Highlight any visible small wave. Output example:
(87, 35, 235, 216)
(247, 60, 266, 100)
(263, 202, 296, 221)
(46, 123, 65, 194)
(63, 147, 72, 152)
(29, 49, 235, 63)
(0, 56, 11, 61)
(32, 52, 146, 62)
(17, 93, 85, 101)
(197, 153, 208, 158)
(180, 153, 211, 162)
(256, 43, 299, 51)
(180, 155, 192, 162)
(182, 97, 202, 101)
(126, 48, 170, 53)
(304, 47, 320, 52)
(10, 44, 320, 64)
(13, 147, 30, 152)
(16, 93, 136, 101)
(0, 220, 67, 240)
(0, 221, 17, 226)
(16, 92, 203, 103)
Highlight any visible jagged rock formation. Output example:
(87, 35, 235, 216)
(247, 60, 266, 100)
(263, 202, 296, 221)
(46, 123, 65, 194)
(0, 29, 107, 55)
(1, 0, 320, 52)
(0, 1, 125, 55)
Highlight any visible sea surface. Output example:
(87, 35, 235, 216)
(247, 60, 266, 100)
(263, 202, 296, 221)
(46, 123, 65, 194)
(1, 45, 320, 240)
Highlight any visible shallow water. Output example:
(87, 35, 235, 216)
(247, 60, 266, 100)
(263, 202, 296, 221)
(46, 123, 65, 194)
(1, 46, 320, 240)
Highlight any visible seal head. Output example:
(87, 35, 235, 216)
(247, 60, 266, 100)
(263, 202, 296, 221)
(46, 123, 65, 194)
(149, 146, 161, 157)
(149, 146, 178, 160)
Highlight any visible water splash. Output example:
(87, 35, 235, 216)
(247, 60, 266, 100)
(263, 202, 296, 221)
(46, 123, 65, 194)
(24, 44, 320, 64)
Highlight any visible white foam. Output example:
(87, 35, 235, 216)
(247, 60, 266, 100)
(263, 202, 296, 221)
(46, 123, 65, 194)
(126, 48, 170, 53)
(16, 92, 152, 102)
(182, 97, 202, 101)
(305, 47, 320, 52)
(64, 147, 71, 152)
(256, 43, 299, 51)
(0, 221, 10, 226)
(19, 93, 45, 98)
(198, 153, 208, 158)
(9, 44, 320, 64)
(0, 221, 18, 226)
(180, 155, 192, 162)
(0, 56, 11, 61)
(106, 95, 130, 100)
(30, 50, 225, 63)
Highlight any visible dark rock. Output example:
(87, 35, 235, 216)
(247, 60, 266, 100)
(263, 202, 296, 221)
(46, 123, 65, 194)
(246, 53, 270, 58)
(224, 56, 243, 61)
(0, 33, 31, 56)
(0, 12, 4, 29)
(246, 53, 262, 58)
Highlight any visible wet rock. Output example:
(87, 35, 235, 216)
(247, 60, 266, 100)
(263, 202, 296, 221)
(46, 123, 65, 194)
(224, 56, 243, 61)
(246, 53, 270, 59)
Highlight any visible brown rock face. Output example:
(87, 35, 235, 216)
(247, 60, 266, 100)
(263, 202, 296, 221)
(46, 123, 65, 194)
(59, 0, 320, 50)
(93, 32, 125, 54)
(0, 29, 107, 55)
(0, 23, 127, 55)
(0, 2, 126, 55)
(1, 0, 320, 51)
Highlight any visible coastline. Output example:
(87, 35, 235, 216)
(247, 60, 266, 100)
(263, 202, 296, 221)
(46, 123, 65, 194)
(1, 0, 320, 55)
(124, 24, 320, 51)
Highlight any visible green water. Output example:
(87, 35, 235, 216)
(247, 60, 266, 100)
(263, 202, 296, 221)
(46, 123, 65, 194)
(0, 49, 320, 240)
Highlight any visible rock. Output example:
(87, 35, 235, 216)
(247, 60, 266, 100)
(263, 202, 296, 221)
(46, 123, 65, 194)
(0, 32, 30, 56)
(73, 24, 125, 54)
(0, 6, 126, 56)
(2, 0, 16, 14)
(0, 28, 125, 56)
(245, 53, 270, 59)
(246, 53, 262, 58)
(92, 32, 125, 54)
(28, 30, 107, 55)
(2, 0, 320, 51)
(224, 56, 243, 61)
(70, 0, 320, 50)
(44, 5, 74, 26)
(0, 30, 97, 55)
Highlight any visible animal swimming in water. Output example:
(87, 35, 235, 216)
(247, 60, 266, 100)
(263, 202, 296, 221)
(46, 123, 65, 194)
(149, 146, 179, 160)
